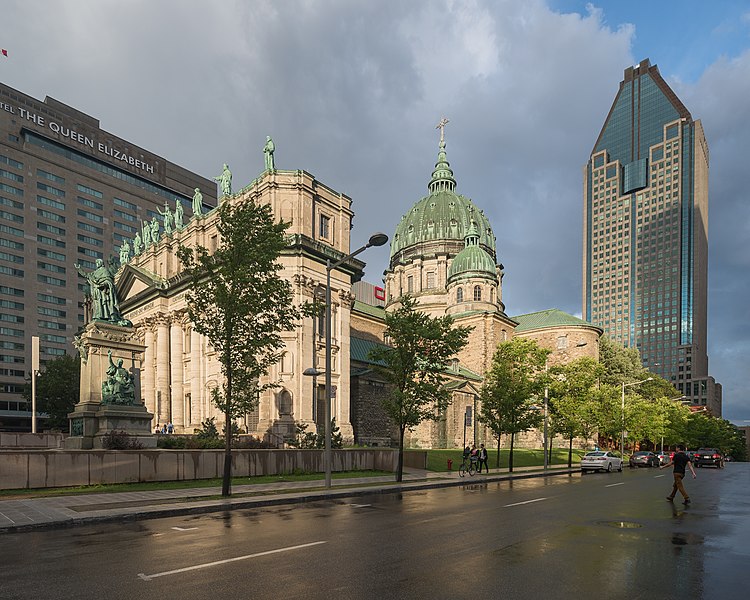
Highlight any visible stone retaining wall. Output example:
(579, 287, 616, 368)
(0, 432, 64, 449)
(0, 448, 419, 490)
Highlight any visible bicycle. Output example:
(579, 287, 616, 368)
(458, 457, 477, 477)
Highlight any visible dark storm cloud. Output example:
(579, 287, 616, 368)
(2, 0, 746, 419)
(674, 51, 750, 422)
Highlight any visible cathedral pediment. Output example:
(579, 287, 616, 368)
(116, 264, 166, 303)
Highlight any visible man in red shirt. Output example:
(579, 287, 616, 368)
(660, 445, 697, 504)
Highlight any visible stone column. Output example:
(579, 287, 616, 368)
(190, 327, 202, 427)
(143, 321, 155, 418)
(336, 290, 354, 441)
(169, 315, 184, 429)
(155, 315, 171, 425)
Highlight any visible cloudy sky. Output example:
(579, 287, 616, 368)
(3, 0, 749, 422)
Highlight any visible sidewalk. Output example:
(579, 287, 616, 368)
(0, 464, 576, 533)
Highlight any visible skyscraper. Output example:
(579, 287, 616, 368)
(0, 82, 216, 430)
(583, 59, 720, 415)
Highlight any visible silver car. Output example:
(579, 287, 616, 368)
(581, 450, 623, 473)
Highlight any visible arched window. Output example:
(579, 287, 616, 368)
(473, 285, 482, 301)
(456, 287, 463, 303)
(278, 390, 293, 416)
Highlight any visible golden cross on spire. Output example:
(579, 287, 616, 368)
(436, 116, 450, 143)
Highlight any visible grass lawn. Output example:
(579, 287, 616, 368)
(421, 448, 587, 471)
(0, 469, 392, 500)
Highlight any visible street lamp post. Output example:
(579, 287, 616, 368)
(621, 377, 653, 458)
(305, 232, 388, 489)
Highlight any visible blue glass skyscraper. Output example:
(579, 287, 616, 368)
(583, 59, 720, 415)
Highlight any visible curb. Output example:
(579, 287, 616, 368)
(0, 468, 577, 534)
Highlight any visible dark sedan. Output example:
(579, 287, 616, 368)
(629, 451, 659, 468)
(693, 448, 724, 468)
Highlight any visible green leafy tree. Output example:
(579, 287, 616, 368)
(369, 295, 471, 482)
(22, 354, 80, 431)
(177, 199, 313, 496)
(597, 336, 645, 386)
(479, 338, 548, 472)
(548, 357, 603, 466)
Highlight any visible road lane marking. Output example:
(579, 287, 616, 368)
(654, 474, 666, 478)
(171, 526, 198, 531)
(137, 541, 327, 581)
(504, 497, 547, 507)
(605, 482, 625, 487)
(348, 503, 372, 508)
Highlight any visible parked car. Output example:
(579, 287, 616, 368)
(581, 450, 623, 473)
(657, 451, 671, 466)
(693, 448, 724, 468)
(629, 451, 659, 468)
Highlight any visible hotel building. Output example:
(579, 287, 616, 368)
(0, 82, 216, 430)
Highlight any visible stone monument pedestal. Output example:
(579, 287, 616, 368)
(66, 322, 156, 449)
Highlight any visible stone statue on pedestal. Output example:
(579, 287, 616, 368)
(75, 258, 131, 326)
(102, 350, 137, 405)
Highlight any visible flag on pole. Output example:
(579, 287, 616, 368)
(1, 49, 8, 57)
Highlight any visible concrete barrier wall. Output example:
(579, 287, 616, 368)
(0, 432, 64, 449)
(0, 449, 419, 490)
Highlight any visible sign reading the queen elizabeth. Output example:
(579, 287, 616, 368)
(0, 99, 159, 178)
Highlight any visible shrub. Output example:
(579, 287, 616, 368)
(156, 436, 188, 449)
(194, 417, 220, 441)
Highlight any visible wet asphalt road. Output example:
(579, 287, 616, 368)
(2, 463, 748, 600)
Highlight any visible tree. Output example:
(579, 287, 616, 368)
(177, 199, 312, 496)
(548, 357, 603, 466)
(597, 335, 645, 386)
(22, 354, 80, 431)
(478, 338, 548, 472)
(369, 295, 471, 482)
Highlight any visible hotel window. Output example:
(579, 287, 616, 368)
(37, 182, 65, 197)
(77, 184, 103, 198)
(77, 197, 103, 211)
(319, 214, 332, 242)
(114, 197, 138, 211)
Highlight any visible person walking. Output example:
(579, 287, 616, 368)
(477, 443, 489, 474)
(660, 444, 696, 504)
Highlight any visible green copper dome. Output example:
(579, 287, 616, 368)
(390, 137, 496, 261)
(447, 222, 498, 283)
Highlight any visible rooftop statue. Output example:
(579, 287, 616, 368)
(101, 350, 137, 405)
(264, 136, 275, 170)
(157, 201, 174, 235)
(192, 188, 203, 217)
(75, 258, 131, 326)
(174, 200, 184, 229)
(150, 216, 160, 243)
(142, 219, 152, 247)
(214, 164, 232, 197)
(119, 240, 130, 265)
(133, 232, 142, 256)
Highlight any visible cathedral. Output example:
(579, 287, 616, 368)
(116, 130, 600, 449)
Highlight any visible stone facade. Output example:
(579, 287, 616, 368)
(118, 169, 363, 443)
